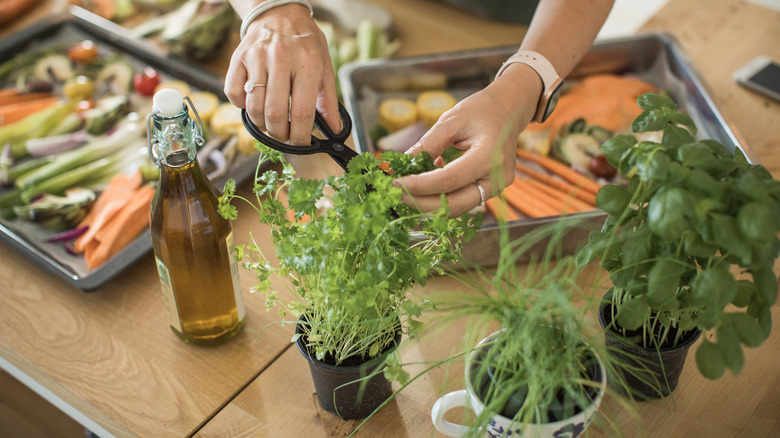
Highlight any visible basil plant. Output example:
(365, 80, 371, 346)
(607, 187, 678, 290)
(578, 92, 780, 379)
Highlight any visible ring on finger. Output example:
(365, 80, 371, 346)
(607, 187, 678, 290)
(474, 181, 487, 207)
(244, 80, 267, 93)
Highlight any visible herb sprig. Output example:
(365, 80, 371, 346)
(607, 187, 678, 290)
(220, 147, 480, 365)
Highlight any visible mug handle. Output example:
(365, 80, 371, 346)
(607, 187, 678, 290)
(431, 389, 472, 437)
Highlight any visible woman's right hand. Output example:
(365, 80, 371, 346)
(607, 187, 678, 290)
(224, 3, 341, 146)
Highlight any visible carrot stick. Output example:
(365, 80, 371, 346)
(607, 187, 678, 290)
(502, 184, 559, 218)
(515, 149, 602, 195)
(74, 199, 124, 254)
(520, 178, 596, 211)
(76, 172, 142, 235)
(515, 162, 598, 205)
(511, 179, 586, 215)
(88, 185, 155, 269)
(0, 97, 60, 126)
(485, 196, 521, 222)
(0, 91, 53, 107)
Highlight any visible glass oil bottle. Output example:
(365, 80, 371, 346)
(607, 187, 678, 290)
(147, 89, 245, 344)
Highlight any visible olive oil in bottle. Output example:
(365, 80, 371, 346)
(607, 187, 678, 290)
(148, 89, 245, 345)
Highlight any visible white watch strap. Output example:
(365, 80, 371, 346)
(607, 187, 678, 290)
(495, 50, 560, 90)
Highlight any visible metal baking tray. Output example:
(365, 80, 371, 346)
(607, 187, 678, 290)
(339, 32, 755, 267)
(0, 9, 261, 291)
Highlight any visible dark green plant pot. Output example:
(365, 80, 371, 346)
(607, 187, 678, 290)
(295, 320, 401, 420)
(598, 296, 701, 400)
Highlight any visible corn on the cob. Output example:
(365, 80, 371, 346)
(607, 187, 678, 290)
(378, 98, 417, 132)
(416, 91, 456, 127)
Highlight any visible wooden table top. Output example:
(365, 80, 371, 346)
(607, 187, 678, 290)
(1, 0, 779, 437)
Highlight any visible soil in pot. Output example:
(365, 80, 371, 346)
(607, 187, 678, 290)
(295, 321, 401, 420)
(598, 299, 701, 400)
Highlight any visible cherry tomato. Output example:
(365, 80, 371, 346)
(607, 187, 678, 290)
(133, 67, 161, 96)
(588, 154, 617, 179)
(67, 40, 99, 64)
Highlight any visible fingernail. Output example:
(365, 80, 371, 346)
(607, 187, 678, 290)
(392, 179, 402, 187)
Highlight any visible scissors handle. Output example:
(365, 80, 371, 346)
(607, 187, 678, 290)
(241, 102, 356, 171)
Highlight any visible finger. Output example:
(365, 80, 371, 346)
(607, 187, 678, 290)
(396, 147, 485, 197)
(288, 65, 319, 146)
(405, 120, 458, 160)
(402, 178, 491, 217)
(264, 56, 292, 142)
(224, 56, 250, 109)
(315, 71, 341, 134)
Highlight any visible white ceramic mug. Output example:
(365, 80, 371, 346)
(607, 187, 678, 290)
(431, 331, 606, 438)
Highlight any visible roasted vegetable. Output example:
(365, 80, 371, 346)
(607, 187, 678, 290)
(167, 0, 236, 61)
(552, 118, 610, 170)
(13, 187, 96, 231)
(378, 98, 417, 132)
(96, 58, 135, 95)
(83, 95, 129, 135)
(34, 54, 74, 83)
(416, 91, 455, 127)
(134, 0, 236, 61)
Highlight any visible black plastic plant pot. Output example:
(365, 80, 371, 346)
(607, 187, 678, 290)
(598, 297, 701, 400)
(295, 321, 400, 420)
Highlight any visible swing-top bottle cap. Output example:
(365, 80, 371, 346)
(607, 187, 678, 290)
(153, 88, 185, 117)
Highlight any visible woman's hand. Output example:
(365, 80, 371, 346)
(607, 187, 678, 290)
(224, 4, 341, 145)
(393, 64, 542, 217)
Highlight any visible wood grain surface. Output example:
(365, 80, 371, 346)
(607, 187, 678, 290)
(1, 0, 779, 437)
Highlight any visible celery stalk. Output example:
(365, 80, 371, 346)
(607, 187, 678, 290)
(20, 155, 123, 203)
(6, 155, 53, 182)
(0, 188, 22, 211)
(3, 103, 76, 158)
(15, 122, 139, 190)
(356, 19, 379, 61)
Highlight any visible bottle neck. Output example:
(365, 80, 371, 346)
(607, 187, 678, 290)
(149, 105, 203, 168)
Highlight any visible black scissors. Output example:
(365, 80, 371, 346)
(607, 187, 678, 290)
(241, 102, 359, 172)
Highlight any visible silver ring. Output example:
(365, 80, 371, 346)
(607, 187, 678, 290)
(474, 182, 486, 207)
(244, 80, 267, 93)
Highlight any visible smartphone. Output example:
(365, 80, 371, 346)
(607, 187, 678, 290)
(733, 56, 780, 102)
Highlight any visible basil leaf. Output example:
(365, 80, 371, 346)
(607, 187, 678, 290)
(682, 230, 717, 258)
(648, 186, 695, 241)
(710, 214, 753, 264)
(662, 124, 695, 146)
(631, 108, 669, 133)
(637, 92, 677, 111)
(696, 339, 726, 380)
(600, 134, 637, 167)
(731, 280, 755, 307)
(615, 295, 650, 330)
(726, 312, 766, 347)
(637, 149, 671, 183)
(691, 265, 736, 309)
(620, 228, 654, 270)
(753, 266, 779, 305)
(596, 184, 632, 216)
(646, 258, 685, 307)
(737, 202, 776, 245)
(716, 323, 744, 375)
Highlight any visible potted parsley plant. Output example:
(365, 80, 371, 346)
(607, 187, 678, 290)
(577, 92, 780, 399)
(219, 146, 480, 419)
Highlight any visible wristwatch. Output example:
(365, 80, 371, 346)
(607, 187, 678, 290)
(495, 50, 563, 123)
